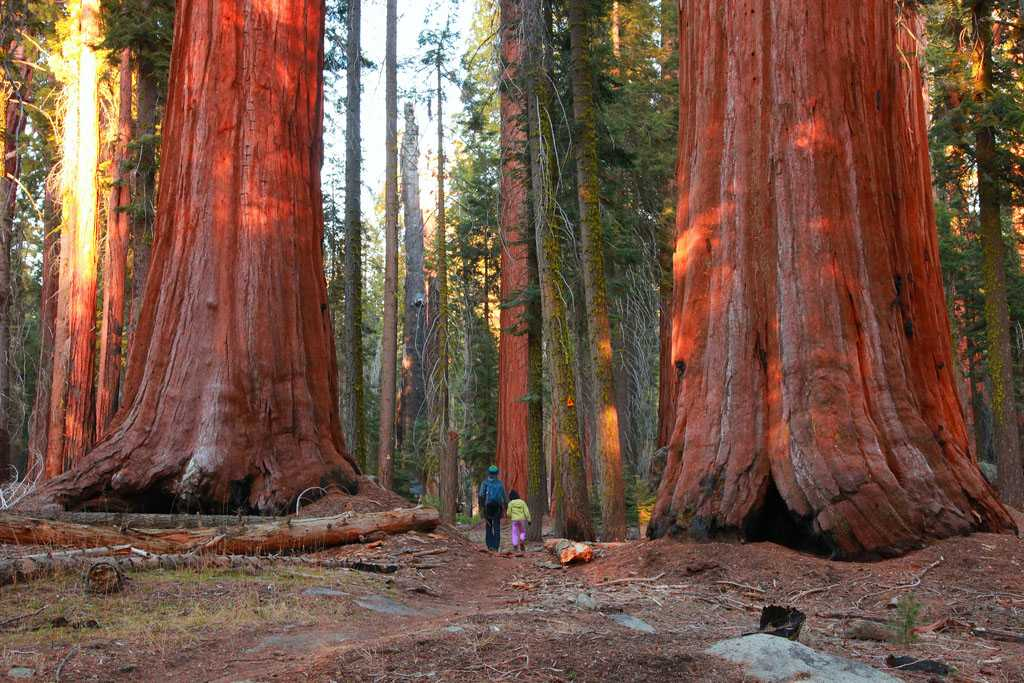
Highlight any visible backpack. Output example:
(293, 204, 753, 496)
(481, 479, 503, 518)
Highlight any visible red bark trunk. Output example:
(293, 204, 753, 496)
(496, 0, 531, 498)
(95, 50, 134, 440)
(651, 1, 1015, 559)
(26, 191, 60, 474)
(28, 0, 359, 513)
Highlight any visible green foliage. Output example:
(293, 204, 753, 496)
(98, 0, 175, 89)
(890, 593, 923, 645)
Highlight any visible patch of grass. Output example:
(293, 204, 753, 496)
(890, 593, 922, 645)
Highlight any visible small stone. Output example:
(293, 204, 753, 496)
(445, 625, 465, 634)
(845, 620, 892, 642)
(607, 613, 656, 634)
(575, 592, 598, 610)
(302, 586, 348, 598)
(7, 667, 35, 679)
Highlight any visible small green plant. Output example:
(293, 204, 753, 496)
(890, 593, 922, 645)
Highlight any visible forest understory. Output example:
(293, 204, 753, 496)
(0, 492, 1021, 683)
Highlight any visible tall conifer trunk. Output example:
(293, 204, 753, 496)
(27, 191, 60, 474)
(377, 0, 398, 489)
(29, 0, 360, 513)
(652, 0, 1015, 559)
(568, 0, 627, 540)
(46, 0, 102, 478)
(96, 50, 134, 439)
(496, 0, 531, 498)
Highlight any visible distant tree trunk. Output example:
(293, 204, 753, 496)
(435, 58, 456, 524)
(344, 0, 367, 471)
(568, 0, 626, 540)
(651, 0, 1015, 559)
(398, 103, 427, 454)
(27, 191, 60, 474)
(968, 0, 1023, 505)
(377, 0, 398, 490)
(95, 50, 133, 440)
(526, 0, 592, 541)
(497, 0, 531, 498)
(46, 0, 102, 479)
(0, 41, 32, 481)
(28, 0, 360, 513)
(126, 60, 158, 355)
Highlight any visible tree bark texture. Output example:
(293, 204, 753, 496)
(968, 0, 1023, 506)
(568, 0, 627, 540)
(398, 103, 427, 453)
(344, 0, 367, 472)
(0, 41, 32, 481)
(496, 0, 531, 498)
(26, 191, 60, 474)
(526, 0, 593, 541)
(46, 0, 102, 478)
(95, 50, 134, 440)
(652, 0, 1016, 559)
(27, 0, 360, 513)
(377, 0, 398, 490)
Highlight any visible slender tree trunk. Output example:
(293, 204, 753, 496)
(27, 0, 360, 513)
(27, 191, 60, 475)
(0, 42, 32, 481)
(525, 0, 592, 540)
(46, 0, 102, 479)
(399, 103, 427, 454)
(652, 0, 1015, 559)
(95, 50, 133, 440)
(496, 0, 532, 499)
(377, 0, 398, 490)
(435, 58, 456, 524)
(968, 0, 1023, 505)
(126, 62, 157, 356)
(567, 0, 626, 540)
(344, 0, 367, 471)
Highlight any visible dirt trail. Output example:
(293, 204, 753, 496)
(1, 516, 1022, 682)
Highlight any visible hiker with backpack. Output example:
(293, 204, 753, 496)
(478, 465, 507, 551)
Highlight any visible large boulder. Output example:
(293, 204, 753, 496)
(706, 634, 899, 683)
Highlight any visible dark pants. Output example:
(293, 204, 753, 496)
(485, 516, 501, 550)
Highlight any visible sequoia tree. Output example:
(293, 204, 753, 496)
(496, 0, 531, 497)
(27, 0, 360, 513)
(650, 0, 1015, 558)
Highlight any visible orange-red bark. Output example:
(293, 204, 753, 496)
(95, 50, 133, 440)
(651, 1, 1015, 559)
(29, 0, 359, 513)
(496, 0, 530, 497)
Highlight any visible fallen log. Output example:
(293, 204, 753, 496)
(0, 507, 439, 555)
(0, 547, 402, 587)
(544, 538, 594, 565)
(25, 511, 272, 529)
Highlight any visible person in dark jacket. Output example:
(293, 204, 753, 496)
(477, 465, 507, 551)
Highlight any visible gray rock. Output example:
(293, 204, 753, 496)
(7, 667, 35, 679)
(302, 586, 349, 598)
(355, 595, 419, 616)
(607, 613, 656, 634)
(707, 634, 899, 683)
(575, 592, 598, 610)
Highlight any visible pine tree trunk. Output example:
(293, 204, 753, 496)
(568, 0, 627, 540)
(526, 0, 592, 541)
(26, 0, 360, 513)
(398, 103, 427, 454)
(0, 41, 32, 481)
(652, 0, 1015, 559)
(46, 0, 102, 478)
(27, 191, 60, 474)
(377, 0, 398, 490)
(95, 50, 134, 440)
(435, 59, 456, 525)
(126, 61, 158, 355)
(344, 0, 367, 472)
(496, 0, 531, 499)
(969, 0, 1023, 506)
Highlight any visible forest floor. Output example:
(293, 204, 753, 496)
(0, 500, 1022, 682)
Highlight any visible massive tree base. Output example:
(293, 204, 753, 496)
(651, 1, 1017, 560)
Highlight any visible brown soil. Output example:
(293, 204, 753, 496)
(0, 510, 1021, 682)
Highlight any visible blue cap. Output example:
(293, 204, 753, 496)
(488, 465, 499, 474)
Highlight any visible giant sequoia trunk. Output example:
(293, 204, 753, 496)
(46, 0, 102, 478)
(651, 1, 1015, 559)
(27, 0, 359, 513)
(496, 0, 531, 498)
